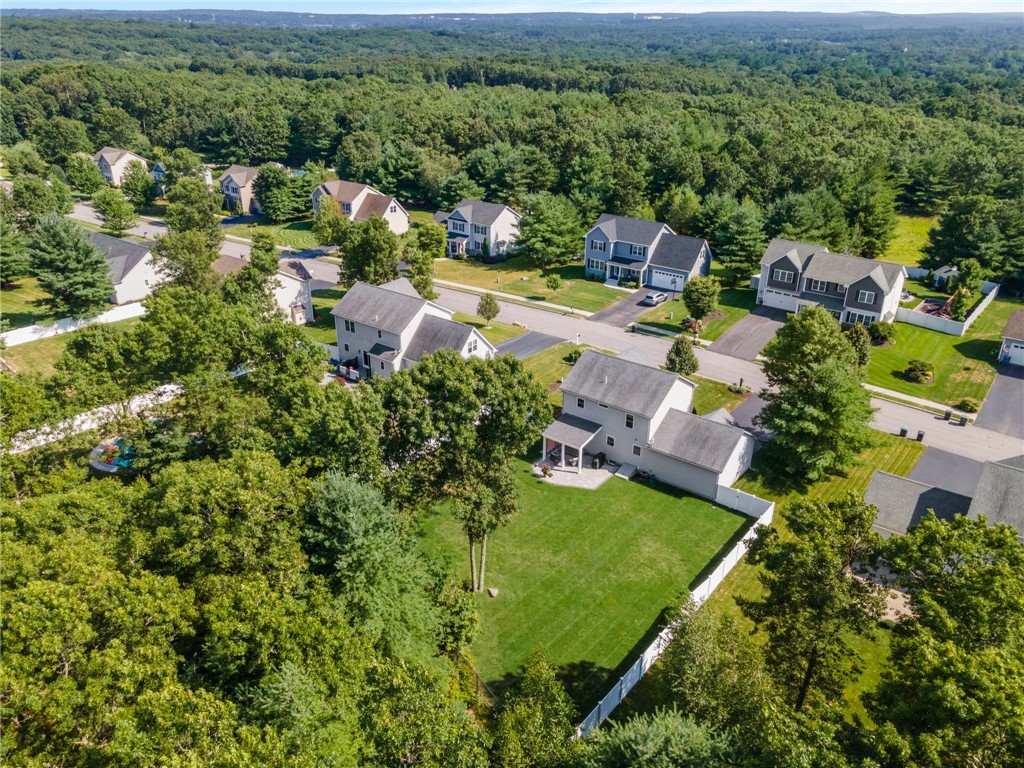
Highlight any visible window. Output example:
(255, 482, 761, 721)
(577, 397, 585, 409)
(857, 290, 876, 304)
(380, 361, 385, 370)
(342, 202, 352, 214)
(837, 285, 847, 294)
(632, 445, 641, 457)
(587, 258, 604, 270)
(377, 330, 382, 339)
(468, 339, 477, 354)
(591, 239, 606, 252)
(625, 414, 634, 429)
(629, 244, 646, 257)
(599, 403, 608, 408)
(808, 279, 828, 293)
(390, 204, 397, 213)
(772, 269, 794, 283)
(344, 319, 355, 332)
(344, 343, 349, 352)
(451, 221, 466, 233)
(472, 224, 486, 235)
(606, 436, 615, 447)
(846, 311, 873, 327)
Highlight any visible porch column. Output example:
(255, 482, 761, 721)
(577, 444, 582, 474)
(560, 443, 565, 468)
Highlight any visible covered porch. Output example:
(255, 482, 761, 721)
(447, 234, 468, 256)
(541, 413, 604, 474)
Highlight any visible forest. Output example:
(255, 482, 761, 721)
(1, 10, 1023, 768)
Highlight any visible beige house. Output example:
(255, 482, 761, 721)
(94, 147, 148, 187)
(311, 180, 409, 235)
(220, 165, 261, 215)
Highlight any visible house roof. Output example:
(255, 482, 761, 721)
(590, 213, 671, 247)
(93, 146, 145, 166)
(380, 277, 421, 298)
(968, 459, 1024, 539)
(403, 314, 476, 363)
(543, 413, 604, 448)
(864, 471, 971, 538)
(447, 198, 519, 228)
(317, 179, 374, 202)
(648, 234, 708, 274)
(330, 280, 428, 334)
(212, 254, 309, 283)
(368, 342, 400, 362)
(277, 260, 313, 281)
(647, 409, 749, 474)
(432, 210, 450, 223)
(801, 251, 905, 293)
(760, 238, 828, 267)
(1003, 310, 1024, 341)
(90, 232, 153, 285)
(560, 349, 691, 419)
(355, 193, 400, 221)
(221, 164, 259, 188)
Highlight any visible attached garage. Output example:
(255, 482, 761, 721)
(760, 288, 797, 313)
(646, 267, 687, 291)
(1001, 311, 1024, 367)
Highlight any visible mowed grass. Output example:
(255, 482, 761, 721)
(432, 256, 622, 313)
(522, 342, 592, 406)
(884, 215, 937, 267)
(637, 285, 757, 341)
(1, 277, 54, 329)
(691, 375, 750, 415)
(452, 311, 528, 346)
(2, 318, 142, 377)
(223, 218, 319, 251)
(302, 287, 345, 345)
(407, 208, 437, 229)
(864, 294, 1024, 406)
(419, 457, 751, 709)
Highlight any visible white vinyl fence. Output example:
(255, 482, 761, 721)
(898, 270, 1001, 337)
(1, 302, 147, 348)
(575, 488, 775, 738)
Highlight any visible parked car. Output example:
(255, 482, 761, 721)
(642, 291, 668, 306)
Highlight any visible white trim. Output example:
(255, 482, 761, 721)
(857, 289, 876, 304)
(772, 268, 794, 283)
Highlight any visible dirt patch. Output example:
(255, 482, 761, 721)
(702, 309, 726, 323)
(547, 381, 562, 394)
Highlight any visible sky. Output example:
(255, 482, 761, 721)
(4, 1, 1021, 14)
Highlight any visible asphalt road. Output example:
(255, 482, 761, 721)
(974, 365, 1024, 440)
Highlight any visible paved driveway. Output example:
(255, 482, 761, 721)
(495, 331, 562, 360)
(974, 366, 1024, 440)
(730, 394, 770, 441)
(908, 446, 986, 497)
(587, 289, 657, 327)
(707, 307, 787, 361)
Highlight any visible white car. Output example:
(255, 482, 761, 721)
(642, 291, 668, 306)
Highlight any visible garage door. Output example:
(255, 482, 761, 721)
(760, 288, 796, 312)
(647, 269, 685, 290)
(1003, 341, 1024, 366)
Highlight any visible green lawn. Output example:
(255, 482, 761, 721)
(884, 215, 937, 267)
(637, 285, 757, 341)
(1, 277, 54, 329)
(864, 294, 1024, 406)
(419, 457, 751, 709)
(691, 376, 750, 415)
(432, 256, 622, 313)
(452, 311, 528, 346)
(522, 342, 591, 406)
(2, 317, 142, 377)
(223, 218, 319, 251)
(301, 287, 345, 345)
(407, 207, 437, 229)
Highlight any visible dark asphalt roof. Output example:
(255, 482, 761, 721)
(648, 234, 708, 273)
(968, 459, 1024, 540)
(402, 314, 476, 363)
(1004, 310, 1024, 341)
(646, 409, 749, 474)
(367, 342, 400, 361)
(543, 413, 604, 448)
(864, 471, 971, 538)
(561, 349, 690, 419)
(90, 232, 153, 284)
(330, 281, 428, 334)
(801, 251, 905, 293)
(446, 199, 519, 228)
(760, 238, 828, 267)
(590, 213, 670, 247)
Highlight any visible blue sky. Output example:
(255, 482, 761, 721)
(5, 1, 1021, 13)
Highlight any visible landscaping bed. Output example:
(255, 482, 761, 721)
(636, 285, 756, 341)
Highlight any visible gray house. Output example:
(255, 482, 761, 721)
(757, 238, 907, 326)
(583, 214, 712, 291)
(433, 199, 521, 259)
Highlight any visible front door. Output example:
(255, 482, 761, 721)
(609, 265, 620, 280)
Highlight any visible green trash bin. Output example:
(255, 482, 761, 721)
(899, 425, 909, 437)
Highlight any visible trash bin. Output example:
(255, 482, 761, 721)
(960, 415, 969, 426)
(944, 409, 952, 420)
(917, 430, 925, 442)
(899, 425, 908, 437)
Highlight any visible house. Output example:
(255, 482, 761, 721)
(432, 199, 521, 259)
(541, 349, 754, 499)
(583, 214, 712, 291)
(311, 180, 409, 235)
(220, 165, 261, 215)
(865, 456, 1024, 541)
(330, 278, 494, 378)
(757, 238, 907, 326)
(93, 147, 148, 187)
(1000, 310, 1024, 366)
(212, 255, 314, 325)
(90, 232, 164, 304)
(151, 163, 212, 196)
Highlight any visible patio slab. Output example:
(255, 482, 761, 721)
(532, 462, 616, 490)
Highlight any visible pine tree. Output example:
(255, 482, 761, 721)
(714, 202, 766, 285)
(666, 335, 699, 375)
(0, 214, 31, 287)
(30, 214, 114, 318)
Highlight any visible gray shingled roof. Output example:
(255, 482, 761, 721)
(93, 146, 144, 166)
(330, 281, 427, 334)
(543, 413, 604, 447)
(90, 232, 152, 285)
(801, 251, 905, 293)
(432, 210, 450, 223)
(760, 238, 828, 267)
(380, 277, 421, 298)
(560, 350, 689, 419)
(591, 213, 671, 247)
(447, 198, 519, 228)
(648, 234, 707, 273)
(864, 471, 971, 538)
(968, 460, 1024, 540)
(646, 409, 748, 474)
(221, 164, 259, 188)
(368, 342, 400, 362)
(1004, 310, 1024, 341)
(402, 314, 475, 363)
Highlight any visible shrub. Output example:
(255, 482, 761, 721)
(956, 397, 981, 413)
(906, 359, 934, 383)
(870, 321, 897, 345)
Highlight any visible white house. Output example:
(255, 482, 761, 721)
(542, 349, 755, 499)
(93, 147, 148, 187)
(583, 214, 712, 291)
(1000, 310, 1024, 366)
(90, 233, 164, 305)
(330, 278, 494, 378)
(311, 180, 409, 235)
(212, 255, 314, 325)
(757, 238, 907, 326)
(152, 163, 212, 196)
(220, 165, 261, 214)
(432, 199, 521, 259)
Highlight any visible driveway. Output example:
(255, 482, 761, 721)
(495, 331, 562, 360)
(707, 307, 787, 361)
(730, 394, 771, 441)
(908, 447, 986, 497)
(974, 366, 1024, 440)
(587, 289, 656, 327)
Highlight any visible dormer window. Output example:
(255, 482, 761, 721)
(342, 202, 352, 214)
(629, 244, 646, 257)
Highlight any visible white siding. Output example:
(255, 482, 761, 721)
(649, 379, 695, 435)
(647, 268, 687, 291)
(638, 447, 720, 499)
(718, 434, 755, 487)
(382, 204, 410, 236)
(1002, 337, 1024, 366)
(112, 253, 164, 304)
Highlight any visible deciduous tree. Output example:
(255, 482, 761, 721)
(681, 274, 720, 325)
(64, 151, 106, 193)
(666, 335, 698, 376)
(341, 216, 400, 287)
(477, 292, 499, 325)
(93, 187, 138, 236)
(121, 159, 156, 208)
(0, 213, 30, 287)
(165, 176, 223, 251)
